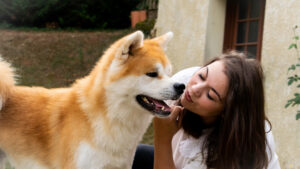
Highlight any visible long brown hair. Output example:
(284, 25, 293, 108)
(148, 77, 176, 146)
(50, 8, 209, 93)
(180, 51, 271, 169)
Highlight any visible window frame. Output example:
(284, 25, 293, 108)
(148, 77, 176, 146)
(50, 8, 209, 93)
(223, 0, 266, 60)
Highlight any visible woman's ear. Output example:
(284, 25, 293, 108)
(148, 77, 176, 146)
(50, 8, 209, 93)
(152, 32, 173, 51)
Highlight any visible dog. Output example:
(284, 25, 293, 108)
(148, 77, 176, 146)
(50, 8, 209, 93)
(0, 31, 185, 169)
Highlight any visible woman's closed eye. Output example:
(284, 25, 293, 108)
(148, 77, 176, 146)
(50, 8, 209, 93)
(207, 91, 215, 101)
(199, 73, 205, 80)
(199, 67, 208, 80)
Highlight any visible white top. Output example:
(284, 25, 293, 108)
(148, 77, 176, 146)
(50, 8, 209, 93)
(169, 67, 281, 169)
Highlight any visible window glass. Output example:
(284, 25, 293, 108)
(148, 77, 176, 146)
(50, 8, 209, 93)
(236, 46, 245, 53)
(237, 22, 247, 43)
(239, 0, 249, 19)
(248, 21, 259, 42)
(250, 0, 261, 18)
(247, 45, 257, 58)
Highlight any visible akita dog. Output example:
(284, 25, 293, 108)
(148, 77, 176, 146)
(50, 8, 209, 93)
(0, 31, 185, 169)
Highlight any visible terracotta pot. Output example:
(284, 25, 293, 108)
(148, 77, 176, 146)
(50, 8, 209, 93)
(131, 10, 147, 28)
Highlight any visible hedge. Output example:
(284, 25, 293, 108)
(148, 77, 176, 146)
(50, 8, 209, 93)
(0, 0, 140, 29)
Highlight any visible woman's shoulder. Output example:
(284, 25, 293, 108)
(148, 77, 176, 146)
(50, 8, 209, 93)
(265, 121, 275, 146)
(264, 121, 281, 169)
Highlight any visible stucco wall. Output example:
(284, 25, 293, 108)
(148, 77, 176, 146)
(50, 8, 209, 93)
(156, 0, 300, 168)
(261, 0, 300, 168)
(204, 0, 226, 63)
(155, 0, 226, 73)
(155, 0, 209, 72)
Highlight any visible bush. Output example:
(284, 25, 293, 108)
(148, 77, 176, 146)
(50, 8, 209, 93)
(54, 0, 141, 29)
(135, 19, 156, 37)
(0, 0, 140, 29)
(0, 0, 59, 26)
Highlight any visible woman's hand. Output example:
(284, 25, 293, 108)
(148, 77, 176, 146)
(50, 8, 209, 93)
(153, 105, 184, 144)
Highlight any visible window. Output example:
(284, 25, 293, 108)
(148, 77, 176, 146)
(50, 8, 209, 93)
(223, 0, 265, 60)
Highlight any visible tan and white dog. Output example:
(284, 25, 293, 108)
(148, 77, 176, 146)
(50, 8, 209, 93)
(0, 31, 185, 169)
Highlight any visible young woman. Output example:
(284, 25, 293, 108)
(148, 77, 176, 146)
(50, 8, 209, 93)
(132, 51, 281, 169)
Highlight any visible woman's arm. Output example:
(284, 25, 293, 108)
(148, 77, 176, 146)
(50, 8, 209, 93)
(153, 106, 183, 169)
(153, 138, 176, 169)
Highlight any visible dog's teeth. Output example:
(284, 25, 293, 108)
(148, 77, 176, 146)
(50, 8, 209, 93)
(143, 97, 150, 104)
(161, 107, 165, 110)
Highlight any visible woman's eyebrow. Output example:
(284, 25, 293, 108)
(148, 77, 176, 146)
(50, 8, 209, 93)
(207, 67, 222, 102)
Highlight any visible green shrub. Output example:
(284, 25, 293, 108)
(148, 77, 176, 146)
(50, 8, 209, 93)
(285, 25, 300, 120)
(0, 21, 12, 29)
(135, 19, 156, 37)
(0, 0, 59, 26)
(0, 0, 140, 29)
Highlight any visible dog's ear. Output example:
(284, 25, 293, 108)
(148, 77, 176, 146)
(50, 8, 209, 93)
(153, 32, 173, 51)
(119, 31, 144, 61)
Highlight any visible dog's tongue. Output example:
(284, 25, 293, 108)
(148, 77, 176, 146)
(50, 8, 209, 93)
(149, 98, 171, 112)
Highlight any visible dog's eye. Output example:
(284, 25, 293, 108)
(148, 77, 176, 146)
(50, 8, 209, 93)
(146, 72, 158, 77)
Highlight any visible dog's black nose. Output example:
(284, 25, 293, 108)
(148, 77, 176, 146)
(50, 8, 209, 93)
(173, 83, 185, 95)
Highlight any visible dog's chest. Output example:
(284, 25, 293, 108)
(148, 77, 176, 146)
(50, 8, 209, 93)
(7, 156, 49, 169)
(75, 142, 130, 169)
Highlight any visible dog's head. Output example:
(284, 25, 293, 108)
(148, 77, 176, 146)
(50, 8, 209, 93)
(103, 31, 185, 117)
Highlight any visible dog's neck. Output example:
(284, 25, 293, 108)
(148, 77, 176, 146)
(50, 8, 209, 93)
(74, 76, 153, 150)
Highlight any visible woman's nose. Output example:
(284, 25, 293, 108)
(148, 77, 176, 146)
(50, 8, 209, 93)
(191, 82, 205, 97)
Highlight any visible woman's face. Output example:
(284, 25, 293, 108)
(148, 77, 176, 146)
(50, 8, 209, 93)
(180, 60, 229, 124)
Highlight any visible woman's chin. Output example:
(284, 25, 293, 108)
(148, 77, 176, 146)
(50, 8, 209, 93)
(181, 99, 192, 111)
(180, 97, 187, 106)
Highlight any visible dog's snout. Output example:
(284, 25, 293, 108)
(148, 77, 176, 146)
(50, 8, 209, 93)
(173, 83, 185, 95)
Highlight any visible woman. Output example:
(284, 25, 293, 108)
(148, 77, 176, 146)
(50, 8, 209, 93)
(132, 51, 281, 169)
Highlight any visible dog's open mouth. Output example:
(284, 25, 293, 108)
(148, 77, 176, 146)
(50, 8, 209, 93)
(136, 95, 171, 117)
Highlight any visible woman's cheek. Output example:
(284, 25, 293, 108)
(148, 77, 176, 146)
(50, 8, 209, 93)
(196, 99, 214, 113)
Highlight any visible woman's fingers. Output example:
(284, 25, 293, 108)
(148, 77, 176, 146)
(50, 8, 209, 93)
(177, 108, 184, 127)
(153, 106, 184, 142)
(169, 106, 181, 118)
(170, 106, 184, 126)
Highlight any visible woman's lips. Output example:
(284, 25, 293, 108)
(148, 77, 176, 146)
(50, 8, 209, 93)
(185, 90, 193, 103)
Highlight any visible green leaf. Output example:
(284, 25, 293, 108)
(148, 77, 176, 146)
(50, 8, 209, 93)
(289, 43, 297, 49)
(288, 64, 296, 71)
(297, 84, 300, 88)
(285, 102, 291, 108)
(288, 79, 294, 85)
(294, 36, 299, 40)
(288, 77, 294, 85)
(296, 113, 300, 120)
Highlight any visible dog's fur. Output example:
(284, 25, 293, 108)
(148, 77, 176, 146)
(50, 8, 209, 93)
(0, 31, 181, 169)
